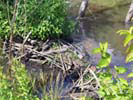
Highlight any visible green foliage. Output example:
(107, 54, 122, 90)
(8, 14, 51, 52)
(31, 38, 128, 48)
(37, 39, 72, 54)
(117, 27, 133, 62)
(0, 0, 75, 40)
(0, 11, 11, 39)
(114, 66, 127, 74)
(0, 58, 62, 100)
(127, 72, 133, 78)
(93, 42, 112, 68)
(0, 59, 38, 100)
(96, 50, 133, 100)
(93, 27, 133, 100)
(98, 70, 133, 100)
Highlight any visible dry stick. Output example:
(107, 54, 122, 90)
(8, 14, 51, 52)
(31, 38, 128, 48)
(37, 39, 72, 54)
(66, 65, 100, 95)
(64, 65, 91, 95)
(88, 68, 101, 88)
(76, 77, 94, 87)
(8, 0, 18, 75)
(29, 46, 69, 56)
(14, 42, 69, 57)
(21, 31, 32, 53)
(59, 53, 66, 74)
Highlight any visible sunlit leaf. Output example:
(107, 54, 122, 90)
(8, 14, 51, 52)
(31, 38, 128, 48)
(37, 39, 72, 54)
(98, 90, 105, 97)
(119, 78, 128, 86)
(103, 42, 108, 53)
(98, 55, 111, 68)
(127, 72, 133, 78)
(117, 30, 129, 35)
(105, 88, 110, 95)
(126, 51, 133, 62)
(124, 34, 133, 47)
(126, 45, 133, 53)
(100, 42, 103, 50)
(92, 48, 101, 54)
(103, 75, 112, 84)
(114, 66, 127, 74)
(129, 26, 133, 34)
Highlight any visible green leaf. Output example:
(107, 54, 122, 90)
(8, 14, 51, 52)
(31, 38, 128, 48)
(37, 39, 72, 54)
(100, 43, 103, 50)
(104, 88, 110, 95)
(99, 42, 108, 53)
(119, 78, 128, 86)
(114, 66, 127, 74)
(127, 72, 133, 78)
(98, 90, 105, 97)
(129, 26, 133, 34)
(98, 55, 111, 68)
(92, 48, 101, 54)
(126, 45, 133, 53)
(103, 74, 112, 84)
(126, 51, 133, 62)
(103, 42, 108, 53)
(124, 34, 133, 47)
(98, 58, 108, 68)
(117, 30, 129, 35)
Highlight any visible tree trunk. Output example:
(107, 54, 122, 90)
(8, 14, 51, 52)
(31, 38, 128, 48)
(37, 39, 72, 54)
(125, 0, 133, 25)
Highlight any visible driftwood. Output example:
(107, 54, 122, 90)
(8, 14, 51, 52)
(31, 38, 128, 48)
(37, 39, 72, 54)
(125, 0, 133, 26)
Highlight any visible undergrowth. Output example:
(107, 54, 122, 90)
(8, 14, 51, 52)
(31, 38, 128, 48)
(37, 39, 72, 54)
(0, 59, 38, 100)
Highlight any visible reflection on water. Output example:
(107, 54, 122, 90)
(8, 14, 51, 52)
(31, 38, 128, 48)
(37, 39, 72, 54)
(82, 5, 132, 68)
(69, 1, 132, 80)
(85, 5, 129, 55)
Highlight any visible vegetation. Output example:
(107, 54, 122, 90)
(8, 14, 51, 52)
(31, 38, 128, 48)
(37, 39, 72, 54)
(93, 27, 133, 100)
(0, 0, 74, 40)
(0, 0, 133, 100)
(0, 59, 38, 100)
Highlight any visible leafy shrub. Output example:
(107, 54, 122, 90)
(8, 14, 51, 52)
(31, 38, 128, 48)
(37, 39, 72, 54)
(93, 27, 133, 100)
(93, 42, 112, 68)
(0, 59, 38, 100)
(0, 57, 63, 100)
(0, 11, 11, 39)
(0, 0, 75, 40)
(117, 26, 133, 62)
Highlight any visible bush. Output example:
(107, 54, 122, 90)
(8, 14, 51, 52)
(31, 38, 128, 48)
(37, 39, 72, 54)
(0, 11, 11, 39)
(0, 0, 75, 40)
(0, 59, 38, 100)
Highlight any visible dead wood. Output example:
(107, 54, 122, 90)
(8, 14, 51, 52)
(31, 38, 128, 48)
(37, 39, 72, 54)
(125, 0, 133, 27)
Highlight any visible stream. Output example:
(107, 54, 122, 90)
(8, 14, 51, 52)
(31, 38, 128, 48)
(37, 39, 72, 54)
(69, 0, 133, 81)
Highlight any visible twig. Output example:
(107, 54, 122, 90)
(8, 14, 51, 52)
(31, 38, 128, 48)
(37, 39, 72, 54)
(23, 31, 32, 45)
(88, 68, 101, 88)
(22, 31, 32, 52)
